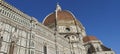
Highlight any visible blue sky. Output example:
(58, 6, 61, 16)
(5, 0, 120, 54)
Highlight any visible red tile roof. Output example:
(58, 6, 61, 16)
(43, 10, 74, 26)
(83, 36, 98, 42)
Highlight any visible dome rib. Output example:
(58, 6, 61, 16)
(43, 10, 75, 26)
(43, 12, 56, 26)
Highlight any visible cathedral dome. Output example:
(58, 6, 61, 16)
(42, 4, 86, 37)
(43, 10, 75, 26)
(42, 4, 84, 29)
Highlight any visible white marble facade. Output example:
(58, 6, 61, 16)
(0, 0, 115, 54)
(0, 1, 71, 54)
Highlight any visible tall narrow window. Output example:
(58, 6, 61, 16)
(9, 41, 15, 54)
(44, 45, 47, 54)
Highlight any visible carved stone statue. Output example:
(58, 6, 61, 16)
(11, 31, 18, 42)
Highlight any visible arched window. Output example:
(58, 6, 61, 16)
(44, 45, 47, 54)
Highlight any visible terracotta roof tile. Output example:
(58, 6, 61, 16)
(43, 10, 74, 26)
(83, 36, 98, 42)
(44, 13, 56, 25)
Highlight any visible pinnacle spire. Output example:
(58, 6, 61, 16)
(56, 3, 62, 11)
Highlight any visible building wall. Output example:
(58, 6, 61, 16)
(0, 1, 71, 54)
(0, 0, 115, 54)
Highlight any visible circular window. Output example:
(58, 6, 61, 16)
(66, 28, 70, 31)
